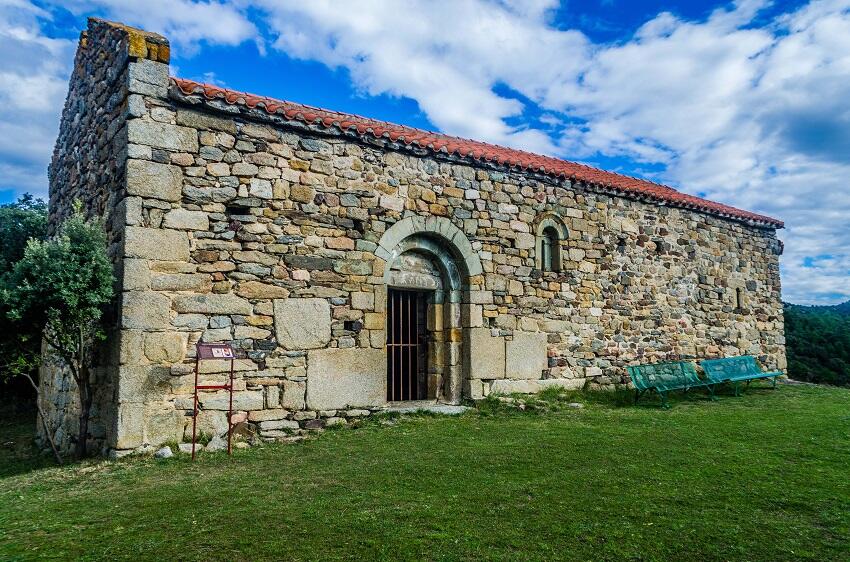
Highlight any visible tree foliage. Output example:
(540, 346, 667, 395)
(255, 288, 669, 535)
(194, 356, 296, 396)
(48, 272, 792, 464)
(0, 194, 48, 275)
(3, 203, 114, 457)
(0, 195, 48, 380)
(784, 301, 850, 386)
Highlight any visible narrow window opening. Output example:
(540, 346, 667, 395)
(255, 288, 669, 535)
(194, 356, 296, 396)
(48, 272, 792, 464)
(734, 287, 744, 309)
(542, 226, 560, 272)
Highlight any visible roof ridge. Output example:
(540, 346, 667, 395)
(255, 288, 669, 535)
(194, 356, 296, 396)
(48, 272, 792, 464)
(169, 77, 783, 228)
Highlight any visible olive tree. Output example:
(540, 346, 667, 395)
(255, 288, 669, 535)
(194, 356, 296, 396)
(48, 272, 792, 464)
(4, 204, 114, 459)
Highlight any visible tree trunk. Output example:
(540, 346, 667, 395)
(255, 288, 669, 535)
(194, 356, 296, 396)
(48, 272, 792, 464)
(24, 374, 63, 465)
(76, 364, 92, 459)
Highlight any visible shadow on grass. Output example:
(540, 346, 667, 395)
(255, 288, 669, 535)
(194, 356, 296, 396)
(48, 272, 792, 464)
(0, 404, 60, 478)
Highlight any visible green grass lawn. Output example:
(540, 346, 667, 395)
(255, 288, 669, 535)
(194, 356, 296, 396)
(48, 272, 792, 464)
(1, 384, 848, 561)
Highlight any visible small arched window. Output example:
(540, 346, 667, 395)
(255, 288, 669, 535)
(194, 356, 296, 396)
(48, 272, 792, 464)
(541, 226, 559, 272)
(535, 213, 568, 273)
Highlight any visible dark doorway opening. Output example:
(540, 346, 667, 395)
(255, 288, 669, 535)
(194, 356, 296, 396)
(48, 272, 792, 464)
(387, 288, 429, 401)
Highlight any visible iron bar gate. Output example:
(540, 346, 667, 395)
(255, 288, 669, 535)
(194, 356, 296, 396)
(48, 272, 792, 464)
(387, 288, 428, 401)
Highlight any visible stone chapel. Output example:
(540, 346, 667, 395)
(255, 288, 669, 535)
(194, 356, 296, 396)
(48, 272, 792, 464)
(41, 19, 785, 456)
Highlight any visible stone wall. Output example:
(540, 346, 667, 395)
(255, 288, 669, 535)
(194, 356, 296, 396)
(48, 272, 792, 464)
(47, 20, 785, 456)
(39, 19, 169, 454)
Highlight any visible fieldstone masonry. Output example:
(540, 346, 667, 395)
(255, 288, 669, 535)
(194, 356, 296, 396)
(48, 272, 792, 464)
(40, 19, 786, 456)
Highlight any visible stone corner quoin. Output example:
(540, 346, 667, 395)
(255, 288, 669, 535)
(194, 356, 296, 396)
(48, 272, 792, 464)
(39, 17, 786, 457)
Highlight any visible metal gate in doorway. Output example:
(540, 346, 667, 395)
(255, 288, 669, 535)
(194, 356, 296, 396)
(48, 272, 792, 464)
(386, 288, 428, 401)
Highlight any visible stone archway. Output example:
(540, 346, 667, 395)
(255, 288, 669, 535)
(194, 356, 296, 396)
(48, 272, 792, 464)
(376, 217, 481, 404)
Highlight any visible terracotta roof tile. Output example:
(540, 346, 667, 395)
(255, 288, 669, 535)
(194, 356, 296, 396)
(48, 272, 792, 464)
(171, 77, 783, 228)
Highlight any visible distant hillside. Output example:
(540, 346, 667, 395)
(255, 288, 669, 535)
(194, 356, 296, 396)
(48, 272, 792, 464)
(784, 300, 850, 386)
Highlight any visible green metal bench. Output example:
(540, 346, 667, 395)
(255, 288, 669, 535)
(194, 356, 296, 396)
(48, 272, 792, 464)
(627, 361, 716, 409)
(700, 356, 782, 396)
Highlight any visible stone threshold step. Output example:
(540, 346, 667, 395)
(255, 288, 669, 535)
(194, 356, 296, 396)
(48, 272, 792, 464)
(384, 401, 470, 415)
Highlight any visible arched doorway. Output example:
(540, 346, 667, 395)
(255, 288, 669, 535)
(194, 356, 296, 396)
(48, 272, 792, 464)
(376, 217, 482, 404)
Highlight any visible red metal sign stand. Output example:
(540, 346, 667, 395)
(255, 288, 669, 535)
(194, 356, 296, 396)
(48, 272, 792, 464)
(191, 342, 235, 460)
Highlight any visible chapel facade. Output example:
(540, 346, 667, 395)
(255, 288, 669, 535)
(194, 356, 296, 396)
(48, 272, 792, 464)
(41, 19, 785, 456)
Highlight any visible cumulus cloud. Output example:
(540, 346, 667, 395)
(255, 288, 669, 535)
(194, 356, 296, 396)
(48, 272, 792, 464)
(250, 0, 850, 305)
(0, 0, 75, 194)
(1, 0, 848, 304)
(55, 0, 259, 53)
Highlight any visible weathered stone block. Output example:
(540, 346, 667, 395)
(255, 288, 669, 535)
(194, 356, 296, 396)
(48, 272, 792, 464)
(306, 348, 386, 410)
(163, 208, 209, 231)
(489, 379, 541, 394)
(122, 291, 171, 330)
(538, 378, 586, 391)
(258, 419, 299, 431)
(144, 404, 184, 446)
(233, 325, 271, 340)
(463, 379, 486, 400)
(124, 227, 190, 261)
(351, 291, 374, 310)
(117, 365, 171, 402)
(143, 332, 187, 363)
(505, 332, 548, 380)
(122, 258, 150, 291)
(200, 390, 264, 411)
(128, 120, 199, 152)
(274, 298, 331, 350)
(119, 330, 146, 365)
(115, 403, 144, 449)
(198, 359, 257, 374)
(173, 294, 253, 315)
(175, 108, 237, 133)
(126, 159, 183, 202)
(185, 410, 229, 440)
(265, 385, 281, 409)
(248, 409, 288, 422)
(151, 273, 212, 292)
(514, 232, 536, 249)
(173, 313, 208, 329)
(236, 281, 290, 299)
(128, 59, 169, 91)
(466, 328, 505, 379)
(282, 380, 306, 410)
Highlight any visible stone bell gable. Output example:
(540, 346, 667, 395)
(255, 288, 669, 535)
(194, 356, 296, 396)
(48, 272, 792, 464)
(41, 18, 785, 457)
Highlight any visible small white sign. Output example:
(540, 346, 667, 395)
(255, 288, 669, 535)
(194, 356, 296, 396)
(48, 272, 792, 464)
(211, 347, 233, 358)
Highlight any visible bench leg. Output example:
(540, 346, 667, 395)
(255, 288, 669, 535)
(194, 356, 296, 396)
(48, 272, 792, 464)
(635, 389, 644, 404)
(772, 376, 778, 389)
(734, 381, 741, 397)
(707, 384, 718, 401)
(658, 390, 670, 409)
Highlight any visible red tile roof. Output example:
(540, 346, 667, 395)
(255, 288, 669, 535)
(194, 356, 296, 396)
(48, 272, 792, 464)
(171, 77, 783, 228)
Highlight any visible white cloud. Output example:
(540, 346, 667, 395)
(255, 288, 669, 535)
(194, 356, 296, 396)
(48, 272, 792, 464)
(253, 0, 588, 153)
(1, 0, 848, 304)
(249, 0, 850, 305)
(0, 0, 258, 199)
(56, 0, 259, 52)
(0, 0, 75, 194)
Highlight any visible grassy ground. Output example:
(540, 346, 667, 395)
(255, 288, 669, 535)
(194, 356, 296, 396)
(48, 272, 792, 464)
(1, 383, 848, 561)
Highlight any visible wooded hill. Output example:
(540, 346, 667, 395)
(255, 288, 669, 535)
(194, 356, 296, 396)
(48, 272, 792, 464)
(784, 300, 850, 386)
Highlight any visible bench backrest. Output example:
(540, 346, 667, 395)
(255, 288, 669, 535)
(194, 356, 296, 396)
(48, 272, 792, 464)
(627, 361, 701, 391)
(701, 356, 761, 380)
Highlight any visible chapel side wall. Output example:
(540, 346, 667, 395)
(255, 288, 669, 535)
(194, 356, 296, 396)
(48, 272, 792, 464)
(40, 18, 170, 455)
(109, 76, 784, 453)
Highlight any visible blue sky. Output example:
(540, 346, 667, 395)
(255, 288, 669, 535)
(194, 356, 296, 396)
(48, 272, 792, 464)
(1, 0, 849, 305)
